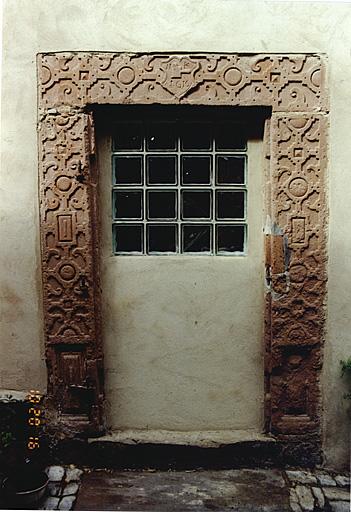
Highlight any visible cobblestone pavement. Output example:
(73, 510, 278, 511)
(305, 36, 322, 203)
(40, 466, 350, 511)
(39, 466, 83, 510)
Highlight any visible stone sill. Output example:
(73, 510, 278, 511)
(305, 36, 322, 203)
(88, 429, 275, 448)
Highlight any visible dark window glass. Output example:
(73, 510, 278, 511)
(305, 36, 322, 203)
(113, 224, 143, 253)
(181, 123, 212, 150)
(146, 123, 176, 150)
(182, 190, 212, 219)
(113, 190, 143, 219)
(215, 123, 246, 151)
(181, 156, 211, 185)
(216, 156, 245, 185)
(216, 190, 245, 219)
(182, 224, 212, 253)
(147, 224, 177, 253)
(216, 225, 245, 253)
(113, 123, 142, 151)
(147, 156, 177, 185)
(113, 156, 143, 185)
(147, 191, 177, 219)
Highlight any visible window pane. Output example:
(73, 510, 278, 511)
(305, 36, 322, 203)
(146, 123, 176, 150)
(182, 224, 212, 253)
(215, 123, 246, 151)
(216, 156, 246, 185)
(113, 123, 142, 151)
(113, 156, 143, 185)
(147, 156, 177, 185)
(113, 190, 143, 219)
(181, 156, 211, 185)
(147, 191, 177, 219)
(216, 190, 245, 220)
(181, 190, 212, 219)
(216, 225, 245, 253)
(181, 123, 212, 150)
(147, 224, 178, 253)
(113, 224, 143, 253)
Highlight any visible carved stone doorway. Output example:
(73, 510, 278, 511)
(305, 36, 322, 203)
(38, 53, 327, 446)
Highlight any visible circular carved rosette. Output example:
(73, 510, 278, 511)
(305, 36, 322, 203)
(288, 177, 309, 199)
(56, 262, 79, 286)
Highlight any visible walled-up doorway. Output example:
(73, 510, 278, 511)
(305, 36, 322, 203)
(96, 106, 266, 434)
(38, 54, 327, 451)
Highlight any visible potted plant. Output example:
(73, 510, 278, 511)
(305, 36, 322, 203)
(0, 393, 49, 507)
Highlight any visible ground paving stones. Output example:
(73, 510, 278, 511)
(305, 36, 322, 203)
(58, 496, 76, 511)
(295, 485, 315, 511)
(311, 487, 325, 509)
(75, 469, 292, 511)
(323, 486, 350, 502)
(315, 471, 337, 487)
(329, 502, 350, 512)
(41, 497, 60, 510)
(47, 482, 62, 498)
(37, 466, 350, 511)
(39, 465, 82, 511)
(287, 471, 318, 485)
(335, 475, 350, 487)
(65, 468, 83, 483)
(46, 466, 65, 482)
(290, 488, 303, 512)
(62, 482, 79, 496)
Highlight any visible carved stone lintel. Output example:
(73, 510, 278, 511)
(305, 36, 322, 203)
(38, 53, 327, 112)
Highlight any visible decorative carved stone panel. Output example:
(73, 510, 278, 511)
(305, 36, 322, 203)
(266, 113, 327, 435)
(38, 110, 103, 431)
(37, 53, 328, 440)
(38, 53, 327, 112)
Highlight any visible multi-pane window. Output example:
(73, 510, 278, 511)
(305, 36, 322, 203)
(111, 113, 247, 255)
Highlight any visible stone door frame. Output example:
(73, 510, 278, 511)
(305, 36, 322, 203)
(38, 53, 328, 442)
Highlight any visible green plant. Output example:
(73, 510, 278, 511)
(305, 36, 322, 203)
(340, 357, 351, 400)
(0, 432, 13, 450)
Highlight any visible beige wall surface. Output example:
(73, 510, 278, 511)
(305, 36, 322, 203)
(98, 130, 264, 432)
(1, 0, 351, 468)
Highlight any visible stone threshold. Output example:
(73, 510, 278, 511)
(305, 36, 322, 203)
(54, 429, 321, 469)
(88, 429, 274, 448)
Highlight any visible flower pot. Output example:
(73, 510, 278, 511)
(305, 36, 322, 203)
(2, 470, 49, 506)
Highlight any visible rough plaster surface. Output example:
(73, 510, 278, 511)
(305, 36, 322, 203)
(99, 132, 264, 431)
(1, 0, 351, 467)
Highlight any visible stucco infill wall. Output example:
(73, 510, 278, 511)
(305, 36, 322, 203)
(37, 52, 328, 460)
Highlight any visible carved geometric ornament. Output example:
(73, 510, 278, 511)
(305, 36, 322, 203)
(38, 53, 328, 439)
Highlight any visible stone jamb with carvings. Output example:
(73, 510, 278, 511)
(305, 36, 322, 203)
(37, 53, 328, 440)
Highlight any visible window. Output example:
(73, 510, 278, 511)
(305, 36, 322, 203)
(111, 110, 247, 255)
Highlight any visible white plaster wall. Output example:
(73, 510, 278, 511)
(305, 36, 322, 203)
(1, 0, 350, 468)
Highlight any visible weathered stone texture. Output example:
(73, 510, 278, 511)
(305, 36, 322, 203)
(38, 53, 327, 112)
(38, 111, 103, 431)
(312, 486, 325, 509)
(323, 487, 350, 501)
(266, 113, 327, 436)
(46, 466, 65, 482)
(286, 470, 317, 485)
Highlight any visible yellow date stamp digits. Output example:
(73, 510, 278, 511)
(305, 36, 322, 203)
(28, 389, 41, 404)
(27, 390, 43, 450)
(28, 437, 40, 450)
